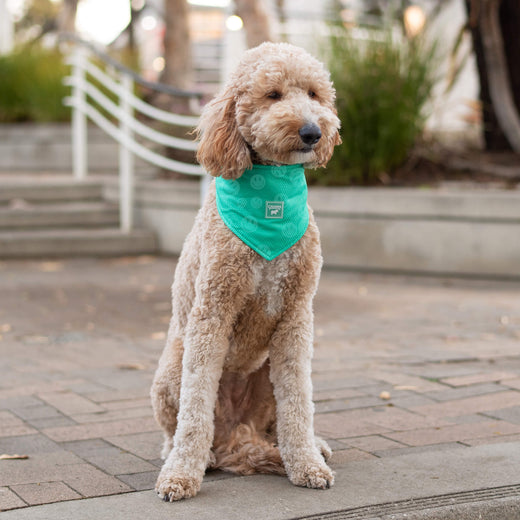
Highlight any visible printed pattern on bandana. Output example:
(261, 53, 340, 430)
(215, 164, 309, 261)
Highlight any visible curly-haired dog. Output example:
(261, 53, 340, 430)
(151, 42, 341, 501)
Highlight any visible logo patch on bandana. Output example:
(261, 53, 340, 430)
(265, 201, 284, 219)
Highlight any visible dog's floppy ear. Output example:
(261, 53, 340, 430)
(196, 87, 252, 179)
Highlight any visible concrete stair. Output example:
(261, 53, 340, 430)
(0, 176, 157, 258)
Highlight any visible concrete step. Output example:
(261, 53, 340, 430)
(0, 228, 157, 258)
(0, 178, 104, 204)
(0, 202, 119, 229)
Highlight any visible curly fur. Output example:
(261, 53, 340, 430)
(151, 42, 341, 502)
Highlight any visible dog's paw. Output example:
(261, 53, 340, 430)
(156, 473, 201, 502)
(315, 436, 332, 462)
(288, 461, 335, 490)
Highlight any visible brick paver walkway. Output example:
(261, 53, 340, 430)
(1, 257, 520, 512)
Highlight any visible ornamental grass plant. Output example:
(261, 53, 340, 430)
(0, 46, 70, 122)
(310, 25, 438, 185)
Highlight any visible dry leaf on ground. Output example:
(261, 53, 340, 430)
(0, 454, 29, 460)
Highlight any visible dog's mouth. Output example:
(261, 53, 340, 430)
(297, 146, 314, 153)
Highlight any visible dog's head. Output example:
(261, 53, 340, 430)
(196, 42, 341, 179)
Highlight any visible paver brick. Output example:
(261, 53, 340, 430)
(10, 481, 81, 505)
(59, 464, 132, 497)
(374, 442, 466, 458)
(337, 406, 450, 432)
(103, 431, 163, 460)
(42, 416, 160, 442)
(314, 412, 391, 439)
(338, 435, 405, 453)
(461, 433, 520, 446)
(385, 420, 520, 447)
(85, 388, 152, 404)
(60, 439, 157, 475)
(0, 434, 62, 455)
(504, 378, 520, 391)
(426, 383, 508, 402)
(70, 406, 153, 425)
(483, 405, 520, 424)
(0, 452, 84, 487)
(0, 487, 26, 511)
(99, 398, 152, 411)
(314, 396, 383, 413)
(12, 405, 63, 421)
(116, 471, 157, 491)
(330, 448, 376, 464)
(412, 390, 520, 418)
(25, 416, 77, 429)
(440, 371, 519, 387)
(0, 396, 43, 410)
(37, 391, 104, 415)
(0, 412, 37, 438)
(313, 388, 366, 402)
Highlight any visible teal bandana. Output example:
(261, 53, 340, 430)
(215, 164, 309, 261)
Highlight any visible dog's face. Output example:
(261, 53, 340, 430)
(197, 42, 341, 179)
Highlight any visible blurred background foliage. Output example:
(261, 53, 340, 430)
(0, 46, 69, 122)
(309, 19, 438, 185)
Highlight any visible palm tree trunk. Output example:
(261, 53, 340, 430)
(162, 0, 192, 90)
(467, 0, 520, 152)
(235, 0, 273, 48)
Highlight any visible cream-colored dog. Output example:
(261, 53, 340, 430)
(151, 42, 341, 501)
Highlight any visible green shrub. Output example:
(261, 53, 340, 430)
(310, 27, 438, 185)
(0, 46, 70, 122)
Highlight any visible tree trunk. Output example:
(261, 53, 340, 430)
(57, 0, 78, 33)
(235, 0, 273, 48)
(466, 0, 520, 151)
(162, 0, 192, 90)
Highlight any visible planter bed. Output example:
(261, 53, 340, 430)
(104, 178, 520, 279)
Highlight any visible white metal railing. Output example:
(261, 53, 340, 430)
(62, 36, 205, 233)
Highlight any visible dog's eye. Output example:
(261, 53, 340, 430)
(308, 90, 316, 99)
(267, 91, 282, 100)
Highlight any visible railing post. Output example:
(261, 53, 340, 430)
(119, 73, 135, 233)
(72, 45, 88, 180)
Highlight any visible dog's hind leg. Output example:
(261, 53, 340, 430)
(212, 361, 285, 476)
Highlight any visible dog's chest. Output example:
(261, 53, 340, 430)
(223, 253, 294, 373)
(251, 252, 294, 317)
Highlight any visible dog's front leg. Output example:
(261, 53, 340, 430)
(269, 302, 334, 490)
(156, 257, 253, 502)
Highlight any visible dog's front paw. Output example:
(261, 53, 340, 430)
(288, 461, 335, 490)
(156, 472, 201, 502)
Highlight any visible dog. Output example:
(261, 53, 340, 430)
(151, 42, 341, 501)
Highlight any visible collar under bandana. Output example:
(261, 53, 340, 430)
(215, 164, 309, 261)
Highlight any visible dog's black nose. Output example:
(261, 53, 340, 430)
(299, 123, 322, 145)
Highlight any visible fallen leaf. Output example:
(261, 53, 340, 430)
(23, 335, 50, 345)
(117, 363, 146, 371)
(358, 286, 368, 296)
(151, 332, 166, 340)
(38, 261, 64, 272)
(0, 454, 29, 460)
(0, 324, 11, 333)
(379, 391, 391, 400)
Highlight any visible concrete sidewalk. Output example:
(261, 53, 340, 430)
(1, 257, 520, 519)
